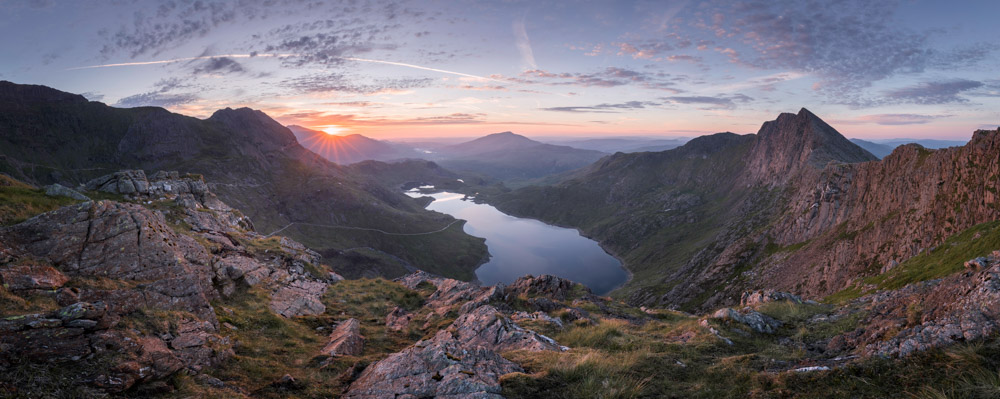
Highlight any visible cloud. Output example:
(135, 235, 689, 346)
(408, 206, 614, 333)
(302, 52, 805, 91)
(856, 114, 952, 125)
(114, 77, 199, 108)
(283, 73, 433, 95)
(513, 16, 537, 70)
(662, 94, 753, 109)
(881, 79, 983, 105)
(542, 101, 659, 113)
(509, 67, 681, 92)
(671, 0, 996, 97)
(79, 92, 105, 102)
(192, 57, 245, 74)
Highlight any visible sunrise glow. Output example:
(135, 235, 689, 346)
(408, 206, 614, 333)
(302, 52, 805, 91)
(321, 126, 345, 136)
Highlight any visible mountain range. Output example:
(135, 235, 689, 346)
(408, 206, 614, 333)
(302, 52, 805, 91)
(0, 81, 487, 280)
(287, 125, 423, 164)
(4, 81, 1000, 397)
(492, 108, 999, 313)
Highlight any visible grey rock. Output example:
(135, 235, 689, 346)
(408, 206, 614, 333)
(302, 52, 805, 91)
(44, 183, 89, 200)
(322, 318, 365, 356)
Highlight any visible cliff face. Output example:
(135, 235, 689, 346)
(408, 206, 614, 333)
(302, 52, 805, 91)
(497, 109, 996, 312)
(754, 129, 1000, 298)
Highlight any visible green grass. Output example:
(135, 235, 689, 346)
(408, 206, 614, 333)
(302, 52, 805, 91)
(827, 220, 1000, 303)
(0, 174, 80, 225)
(869, 220, 1000, 290)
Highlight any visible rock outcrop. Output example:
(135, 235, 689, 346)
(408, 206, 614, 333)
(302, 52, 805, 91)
(709, 308, 782, 334)
(0, 171, 339, 393)
(833, 251, 1000, 357)
(346, 273, 570, 398)
(322, 318, 366, 357)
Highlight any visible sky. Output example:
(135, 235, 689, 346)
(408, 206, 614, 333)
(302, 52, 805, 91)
(1, 0, 998, 140)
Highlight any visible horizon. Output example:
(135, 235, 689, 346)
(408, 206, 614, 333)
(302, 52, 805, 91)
(2, 1, 998, 140)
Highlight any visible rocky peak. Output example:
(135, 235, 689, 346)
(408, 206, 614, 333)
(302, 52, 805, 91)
(0, 80, 89, 105)
(745, 108, 877, 184)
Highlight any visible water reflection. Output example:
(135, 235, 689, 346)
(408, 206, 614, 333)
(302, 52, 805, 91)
(406, 191, 628, 295)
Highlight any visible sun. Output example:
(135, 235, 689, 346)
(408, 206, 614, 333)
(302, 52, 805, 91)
(321, 125, 344, 135)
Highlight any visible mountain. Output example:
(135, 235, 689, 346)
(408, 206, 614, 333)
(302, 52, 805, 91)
(5, 170, 1000, 397)
(286, 125, 421, 164)
(850, 138, 895, 158)
(0, 81, 487, 280)
(541, 137, 688, 153)
(851, 138, 970, 159)
(490, 108, 1000, 311)
(433, 132, 607, 180)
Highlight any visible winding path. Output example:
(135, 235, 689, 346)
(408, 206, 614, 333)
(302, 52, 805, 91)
(265, 219, 462, 238)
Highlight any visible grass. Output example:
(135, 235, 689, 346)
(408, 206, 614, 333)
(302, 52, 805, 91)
(502, 299, 1000, 398)
(826, 220, 1000, 302)
(869, 220, 1000, 290)
(0, 174, 80, 225)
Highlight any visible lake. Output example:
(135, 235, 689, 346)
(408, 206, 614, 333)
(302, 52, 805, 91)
(406, 191, 628, 295)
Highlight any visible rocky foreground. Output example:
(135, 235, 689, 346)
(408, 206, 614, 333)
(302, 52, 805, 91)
(4, 170, 1000, 397)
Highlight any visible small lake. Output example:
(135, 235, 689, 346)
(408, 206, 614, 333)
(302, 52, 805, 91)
(406, 191, 628, 295)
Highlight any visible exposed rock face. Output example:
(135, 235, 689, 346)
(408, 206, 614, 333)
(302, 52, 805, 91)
(397, 271, 502, 316)
(710, 308, 782, 334)
(740, 290, 803, 308)
(756, 129, 1000, 300)
(347, 273, 570, 398)
(385, 307, 412, 331)
(744, 108, 877, 185)
(448, 305, 563, 352)
(0, 263, 69, 291)
(343, 330, 521, 399)
(0, 172, 336, 393)
(505, 274, 583, 301)
(322, 318, 365, 357)
(44, 183, 89, 200)
(834, 251, 1000, 357)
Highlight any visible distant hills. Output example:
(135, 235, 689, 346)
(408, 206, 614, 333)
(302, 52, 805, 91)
(431, 132, 607, 180)
(287, 125, 422, 164)
(540, 137, 688, 153)
(851, 138, 969, 159)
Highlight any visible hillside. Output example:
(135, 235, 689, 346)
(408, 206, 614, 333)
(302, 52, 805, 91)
(5, 171, 1000, 397)
(287, 125, 421, 164)
(434, 132, 607, 180)
(0, 81, 487, 280)
(491, 108, 1000, 312)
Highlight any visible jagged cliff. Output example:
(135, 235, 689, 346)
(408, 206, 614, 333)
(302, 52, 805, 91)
(494, 109, 998, 312)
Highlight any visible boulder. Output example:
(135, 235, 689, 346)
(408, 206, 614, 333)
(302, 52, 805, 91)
(322, 318, 365, 357)
(43, 183, 89, 201)
(448, 305, 563, 352)
(505, 274, 585, 301)
(739, 290, 803, 308)
(710, 308, 782, 334)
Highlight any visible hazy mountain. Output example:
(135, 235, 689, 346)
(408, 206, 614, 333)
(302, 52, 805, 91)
(492, 108, 1000, 312)
(434, 131, 607, 180)
(0, 81, 487, 280)
(877, 138, 968, 149)
(541, 137, 688, 153)
(287, 125, 421, 164)
(850, 138, 895, 158)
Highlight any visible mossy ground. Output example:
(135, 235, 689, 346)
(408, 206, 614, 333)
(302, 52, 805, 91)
(501, 301, 1000, 398)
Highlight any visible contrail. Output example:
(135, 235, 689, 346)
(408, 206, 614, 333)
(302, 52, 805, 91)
(67, 53, 298, 70)
(342, 57, 506, 83)
(69, 53, 508, 84)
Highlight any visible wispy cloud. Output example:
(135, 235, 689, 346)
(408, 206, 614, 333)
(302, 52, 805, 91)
(513, 16, 537, 70)
(881, 79, 984, 105)
(855, 114, 953, 125)
(662, 94, 753, 110)
(542, 101, 658, 113)
(343, 57, 505, 83)
(67, 53, 295, 70)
